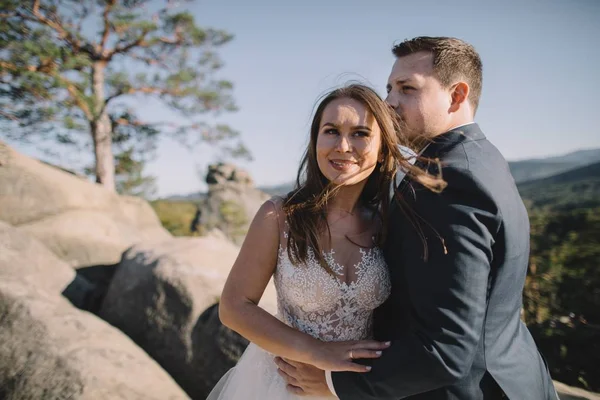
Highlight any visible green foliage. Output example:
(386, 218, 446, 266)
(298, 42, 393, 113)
(519, 165, 600, 391)
(529, 319, 600, 391)
(550, 215, 600, 324)
(219, 200, 248, 239)
(113, 149, 157, 199)
(524, 208, 600, 322)
(0, 0, 250, 189)
(150, 200, 198, 236)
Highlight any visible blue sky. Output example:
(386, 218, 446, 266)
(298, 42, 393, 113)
(9, 0, 600, 197)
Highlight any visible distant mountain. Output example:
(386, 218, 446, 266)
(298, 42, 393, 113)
(536, 148, 600, 165)
(163, 148, 600, 201)
(257, 148, 600, 195)
(517, 161, 600, 210)
(258, 160, 600, 212)
(508, 148, 600, 183)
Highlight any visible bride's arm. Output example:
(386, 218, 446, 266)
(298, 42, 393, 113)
(219, 200, 386, 373)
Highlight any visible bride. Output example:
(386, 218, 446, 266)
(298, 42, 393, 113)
(207, 84, 431, 399)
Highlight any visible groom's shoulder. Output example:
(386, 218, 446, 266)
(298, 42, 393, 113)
(432, 137, 512, 197)
(442, 134, 507, 174)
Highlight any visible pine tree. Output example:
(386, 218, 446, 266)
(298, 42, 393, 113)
(0, 0, 249, 191)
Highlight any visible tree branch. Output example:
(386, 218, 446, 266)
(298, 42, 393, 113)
(108, 31, 151, 58)
(0, 109, 19, 121)
(112, 117, 147, 127)
(103, 91, 123, 106)
(100, 0, 117, 53)
(0, 61, 37, 74)
(156, 34, 185, 46)
(105, 85, 186, 105)
(103, 83, 185, 116)
(64, 83, 93, 121)
(128, 52, 170, 68)
(1, 60, 93, 121)
(24, 0, 96, 57)
(107, 32, 185, 59)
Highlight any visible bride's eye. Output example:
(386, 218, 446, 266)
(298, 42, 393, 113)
(324, 128, 338, 135)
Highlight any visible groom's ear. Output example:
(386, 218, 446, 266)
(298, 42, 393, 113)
(449, 81, 470, 112)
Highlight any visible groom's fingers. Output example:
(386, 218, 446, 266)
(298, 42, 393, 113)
(286, 384, 307, 396)
(274, 356, 296, 373)
(274, 357, 300, 381)
(277, 368, 299, 385)
(285, 359, 315, 369)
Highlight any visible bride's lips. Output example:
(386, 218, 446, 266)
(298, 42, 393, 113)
(329, 159, 357, 171)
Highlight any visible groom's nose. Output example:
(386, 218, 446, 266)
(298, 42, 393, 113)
(385, 92, 400, 111)
(385, 100, 400, 117)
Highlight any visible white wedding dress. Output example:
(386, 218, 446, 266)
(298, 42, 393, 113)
(207, 200, 391, 399)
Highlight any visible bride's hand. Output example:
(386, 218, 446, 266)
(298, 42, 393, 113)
(308, 339, 390, 372)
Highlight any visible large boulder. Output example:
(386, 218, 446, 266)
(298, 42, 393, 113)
(206, 162, 253, 186)
(99, 236, 276, 399)
(18, 209, 168, 267)
(0, 280, 189, 400)
(199, 163, 270, 244)
(191, 303, 250, 397)
(0, 220, 93, 308)
(0, 141, 171, 267)
(0, 220, 75, 294)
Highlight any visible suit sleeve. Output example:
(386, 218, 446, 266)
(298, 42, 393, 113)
(331, 166, 502, 400)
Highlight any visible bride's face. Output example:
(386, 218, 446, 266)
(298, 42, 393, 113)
(316, 98, 382, 186)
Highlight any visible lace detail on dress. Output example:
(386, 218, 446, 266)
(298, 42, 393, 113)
(274, 242, 390, 342)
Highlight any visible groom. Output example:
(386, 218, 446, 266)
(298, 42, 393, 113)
(275, 37, 558, 399)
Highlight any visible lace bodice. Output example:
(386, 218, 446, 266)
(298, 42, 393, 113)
(272, 201, 391, 342)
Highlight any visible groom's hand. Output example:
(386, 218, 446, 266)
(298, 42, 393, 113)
(274, 356, 334, 397)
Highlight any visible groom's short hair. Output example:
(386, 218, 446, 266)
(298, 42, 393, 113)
(393, 36, 483, 112)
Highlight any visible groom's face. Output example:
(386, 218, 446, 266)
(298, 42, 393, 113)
(385, 51, 452, 140)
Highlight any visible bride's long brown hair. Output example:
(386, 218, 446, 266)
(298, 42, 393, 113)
(282, 84, 445, 273)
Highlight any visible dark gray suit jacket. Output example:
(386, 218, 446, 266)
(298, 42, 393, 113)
(332, 124, 557, 399)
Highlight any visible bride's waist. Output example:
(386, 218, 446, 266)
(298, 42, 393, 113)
(275, 313, 373, 341)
